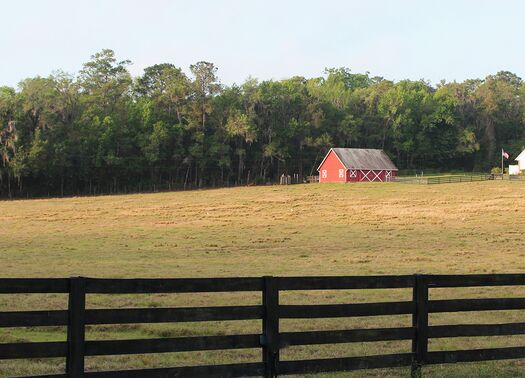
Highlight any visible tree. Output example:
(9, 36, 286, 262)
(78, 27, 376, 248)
(475, 72, 524, 167)
(187, 62, 221, 186)
(189, 61, 221, 129)
(0, 87, 18, 197)
(18, 77, 57, 134)
(79, 49, 131, 115)
(226, 110, 256, 183)
(136, 64, 190, 125)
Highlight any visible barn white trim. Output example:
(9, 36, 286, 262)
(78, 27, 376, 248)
(371, 171, 383, 182)
(360, 170, 373, 182)
(358, 169, 390, 182)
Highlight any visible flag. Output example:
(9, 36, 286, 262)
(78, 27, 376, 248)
(502, 149, 509, 159)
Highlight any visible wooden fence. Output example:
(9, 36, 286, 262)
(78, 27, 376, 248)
(1, 274, 525, 377)
(395, 174, 494, 185)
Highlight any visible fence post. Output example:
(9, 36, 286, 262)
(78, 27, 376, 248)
(66, 277, 86, 377)
(411, 274, 428, 378)
(411, 274, 429, 378)
(262, 276, 279, 377)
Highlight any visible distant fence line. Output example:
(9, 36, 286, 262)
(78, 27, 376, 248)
(395, 173, 525, 185)
(1, 274, 525, 377)
(395, 174, 495, 184)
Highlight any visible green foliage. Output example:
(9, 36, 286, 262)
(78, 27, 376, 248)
(2, 49, 525, 197)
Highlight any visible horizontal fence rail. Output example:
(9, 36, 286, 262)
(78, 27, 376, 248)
(0, 274, 524, 377)
(84, 305, 264, 324)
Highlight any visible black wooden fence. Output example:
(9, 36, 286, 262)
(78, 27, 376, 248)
(395, 174, 494, 185)
(1, 274, 525, 377)
(426, 174, 494, 184)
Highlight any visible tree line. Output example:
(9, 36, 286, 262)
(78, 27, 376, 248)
(1, 49, 524, 197)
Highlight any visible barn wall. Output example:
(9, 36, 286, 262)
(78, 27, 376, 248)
(318, 151, 347, 183)
(356, 170, 397, 182)
(347, 169, 358, 182)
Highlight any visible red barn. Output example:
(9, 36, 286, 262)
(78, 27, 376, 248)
(318, 148, 398, 183)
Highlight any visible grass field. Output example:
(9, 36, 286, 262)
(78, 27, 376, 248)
(1, 181, 525, 377)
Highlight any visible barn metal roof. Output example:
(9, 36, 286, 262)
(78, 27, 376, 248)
(330, 148, 398, 171)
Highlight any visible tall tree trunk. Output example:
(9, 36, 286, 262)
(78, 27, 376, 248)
(7, 173, 11, 199)
(194, 163, 198, 187)
(485, 118, 496, 164)
(237, 152, 243, 185)
(310, 152, 320, 176)
(381, 120, 390, 149)
(184, 163, 191, 190)
(202, 102, 206, 129)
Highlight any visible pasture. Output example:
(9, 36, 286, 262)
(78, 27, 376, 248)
(1, 182, 525, 377)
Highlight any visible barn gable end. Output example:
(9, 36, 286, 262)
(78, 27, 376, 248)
(318, 149, 347, 183)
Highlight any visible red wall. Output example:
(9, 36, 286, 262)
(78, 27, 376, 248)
(351, 170, 397, 182)
(318, 150, 347, 183)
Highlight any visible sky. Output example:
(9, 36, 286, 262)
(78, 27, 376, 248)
(1, 0, 524, 87)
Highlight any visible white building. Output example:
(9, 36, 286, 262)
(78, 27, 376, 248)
(515, 150, 525, 171)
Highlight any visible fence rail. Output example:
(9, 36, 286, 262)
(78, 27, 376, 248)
(1, 274, 525, 377)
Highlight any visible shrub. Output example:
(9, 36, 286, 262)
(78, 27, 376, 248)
(491, 167, 502, 174)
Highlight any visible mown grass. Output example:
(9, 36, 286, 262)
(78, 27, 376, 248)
(1, 181, 525, 377)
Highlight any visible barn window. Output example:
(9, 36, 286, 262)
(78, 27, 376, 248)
(321, 170, 327, 178)
(349, 170, 357, 178)
(338, 169, 344, 178)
